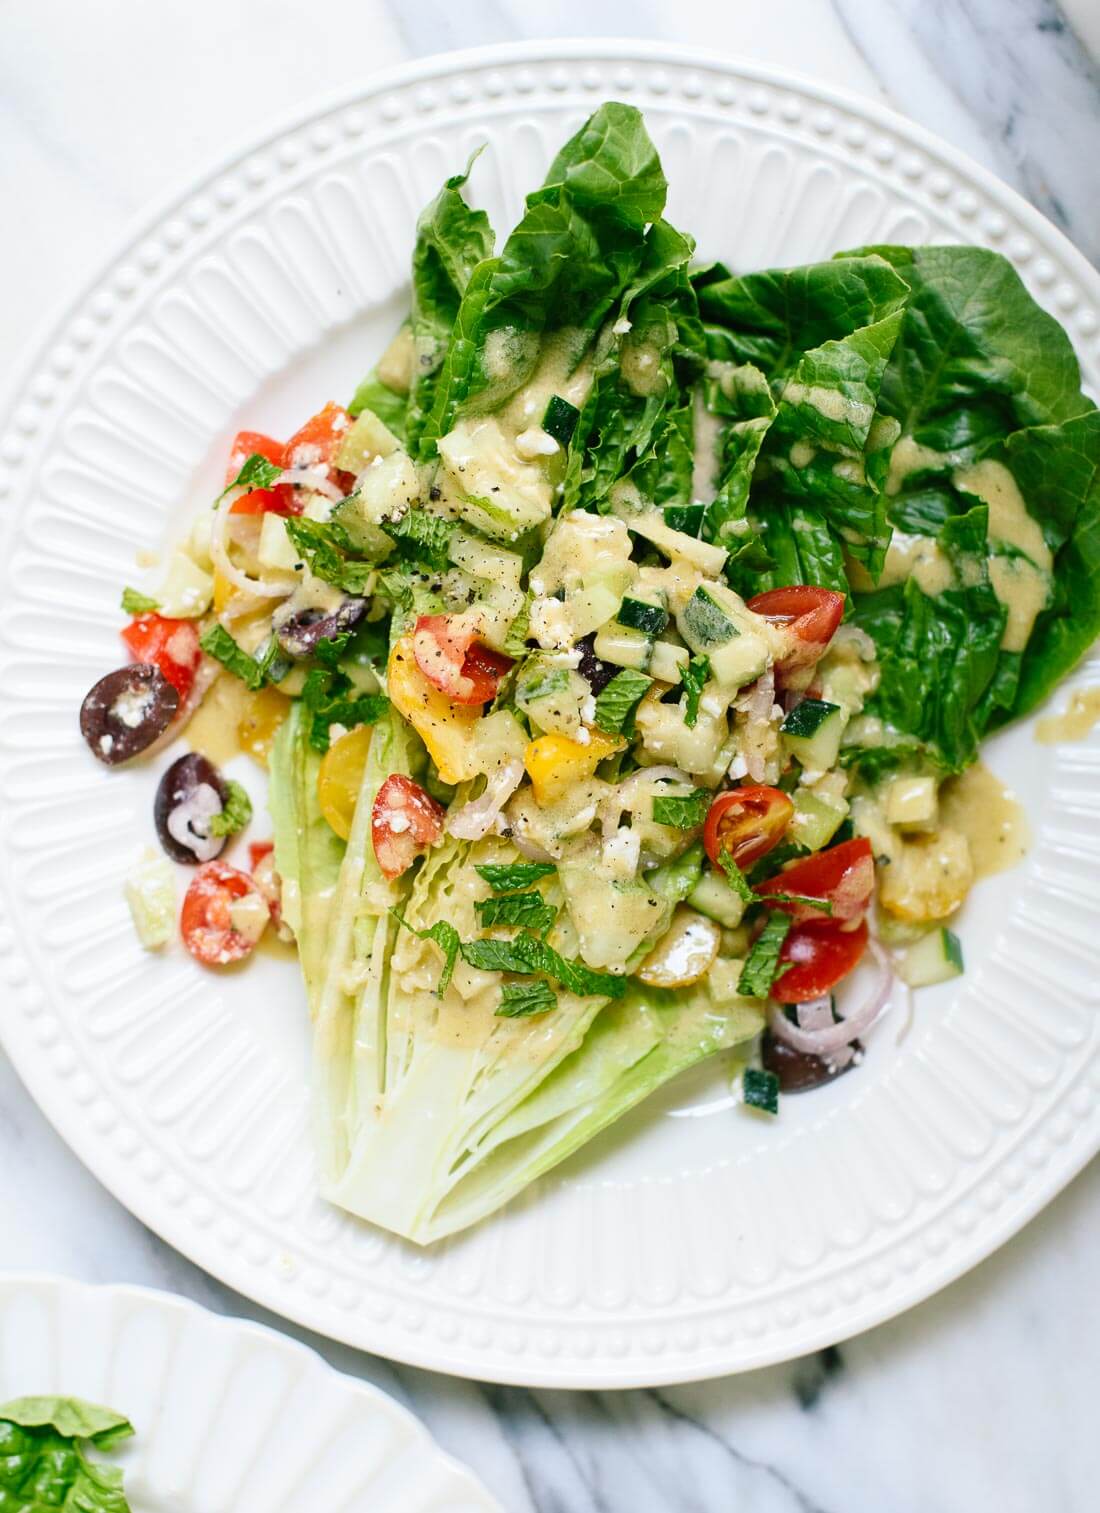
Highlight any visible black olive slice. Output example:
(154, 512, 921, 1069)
(80, 664, 179, 766)
(154, 752, 230, 864)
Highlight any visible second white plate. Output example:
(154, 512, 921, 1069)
(1, 42, 1098, 1387)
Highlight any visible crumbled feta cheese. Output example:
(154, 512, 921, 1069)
(529, 595, 573, 650)
(514, 427, 560, 460)
(574, 726, 591, 746)
(386, 812, 411, 834)
(700, 692, 724, 718)
(612, 316, 633, 335)
(327, 723, 349, 746)
(580, 694, 597, 724)
(111, 685, 154, 729)
(602, 827, 641, 877)
(728, 753, 749, 780)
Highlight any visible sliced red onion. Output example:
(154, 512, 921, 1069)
(831, 623, 877, 661)
(447, 760, 525, 841)
(211, 491, 297, 600)
(769, 937, 893, 1057)
(510, 829, 555, 863)
(795, 995, 833, 1032)
(278, 467, 345, 502)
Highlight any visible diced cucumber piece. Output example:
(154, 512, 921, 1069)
(899, 927, 964, 987)
(124, 851, 176, 951)
(447, 529, 524, 589)
(688, 869, 747, 929)
(617, 595, 669, 636)
(649, 641, 690, 684)
(570, 581, 623, 640)
(330, 494, 395, 561)
(663, 504, 705, 536)
(542, 394, 580, 446)
(782, 699, 846, 770)
(593, 622, 653, 672)
(156, 548, 214, 617)
(791, 787, 848, 851)
(885, 774, 938, 829)
(515, 661, 586, 735)
(615, 507, 729, 576)
(679, 584, 769, 688)
(333, 408, 400, 473)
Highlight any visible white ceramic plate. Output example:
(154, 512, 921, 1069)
(0, 1274, 497, 1510)
(1, 42, 1098, 1389)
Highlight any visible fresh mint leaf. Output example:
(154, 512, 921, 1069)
(381, 509, 453, 572)
(220, 452, 284, 501)
(716, 852, 755, 903)
(743, 1066, 779, 1115)
(313, 630, 354, 667)
(199, 623, 266, 690)
(459, 932, 626, 998)
(738, 912, 792, 998)
(475, 862, 556, 893)
(254, 634, 293, 686)
(652, 787, 710, 830)
(120, 587, 159, 615)
(758, 890, 834, 916)
(283, 517, 375, 595)
(208, 779, 252, 837)
(593, 667, 652, 735)
(497, 980, 557, 1018)
(681, 654, 710, 728)
(475, 891, 558, 932)
(392, 911, 461, 996)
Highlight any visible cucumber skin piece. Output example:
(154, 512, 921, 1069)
(783, 704, 846, 771)
(782, 698, 841, 738)
(617, 597, 670, 636)
(899, 926, 964, 987)
(682, 586, 736, 648)
(542, 394, 580, 445)
(593, 622, 654, 672)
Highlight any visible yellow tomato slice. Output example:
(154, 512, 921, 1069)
(317, 724, 374, 840)
(237, 685, 292, 766)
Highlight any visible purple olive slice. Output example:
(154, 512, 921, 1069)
(80, 664, 179, 766)
(154, 752, 230, 864)
(761, 1030, 860, 1094)
(274, 595, 367, 659)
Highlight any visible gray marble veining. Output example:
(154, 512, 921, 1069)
(1, 3, 1098, 1510)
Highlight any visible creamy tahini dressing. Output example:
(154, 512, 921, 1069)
(876, 530, 955, 595)
(781, 380, 873, 430)
(500, 327, 593, 437)
(939, 762, 1030, 879)
(953, 458, 1053, 651)
(1035, 687, 1100, 744)
(886, 435, 959, 496)
(185, 673, 250, 766)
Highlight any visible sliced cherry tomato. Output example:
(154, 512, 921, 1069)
(284, 400, 352, 477)
(412, 615, 514, 705)
(225, 429, 297, 517)
(181, 860, 269, 967)
(703, 786, 794, 871)
(771, 917, 869, 1003)
(317, 725, 373, 840)
(120, 614, 201, 701)
(755, 837, 875, 923)
(248, 840, 274, 870)
(747, 586, 844, 676)
(371, 774, 446, 880)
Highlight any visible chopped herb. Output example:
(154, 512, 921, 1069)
(716, 852, 756, 903)
(516, 665, 571, 709)
(220, 452, 284, 499)
(593, 667, 652, 734)
(381, 509, 453, 572)
(208, 779, 252, 837)
(392, 911, 461, 996)
(475, 862, 556, 893)
(681, 654, 710, 728)
(283, 517, 375, 595)
(497, 980, 558, 1018)
(758, 891, 834, 916)
(651, 787, 711, 830)
(738, 912, 792, 998)
(476, 891, 558, 932)
(254, 634, 293, 685)
(314, 630, 355, 666)
(542, 394, 580, 446)
(501, 592, 533, 659)
(199, 623, 266, 690)
(120, 587, 160, 615)
(301, 664, 389, 753)
(743, 1066, 779, 1115)
(459, 932, 626, 998)
(944, 926, 964, 972)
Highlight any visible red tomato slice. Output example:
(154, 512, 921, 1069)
(703, 786, 794, 871)
(248, 840, 274, 870)
(285, 402, 350, 468)
(755, 837, 875, 923)
(412, 615, 514, 705)
(120, 614, 201, 701)
(771, 917, 869, 1003)
(746, 586, 844, 676)
(372, 774, 446, 880)
(225, 429, 298, 516)
(181, 861, 268, 967)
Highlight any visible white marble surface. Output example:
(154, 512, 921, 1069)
(2, 2, 1099, 1509)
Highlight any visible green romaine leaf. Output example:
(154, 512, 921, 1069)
(593, 668, 652, 734)
(651, 788, 710, 830)
(738, 912, 792, 997)
(199, 622, 266, 690)
(206, 779, 252, 838)
(497, 980, 558, 1018)
(742, 1066, 779, 1115)
(0, 1397, 133, 1512)
(681, 654, 710, 728)
(475, 891, 558, 932)
(475, 861, 556, 893)
(349, 364, 409, 440)
(283, 517, 375, 595)
(120, 587, 159, 614)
